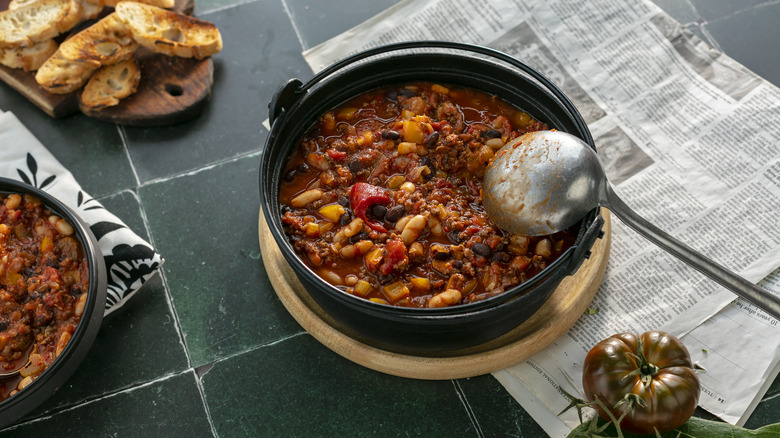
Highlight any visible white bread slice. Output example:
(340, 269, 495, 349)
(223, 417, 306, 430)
(58, 12, 138, 65)
(80, 57, 140, 108)
(35, 48, 100, 94)
(102, 0, 175, 9)
(76, 0, 104, 20)
(0, 39, 58, 71)
(0, 0, 71, 47)
(115, 2, 222, 59)
(8, 0, 83, 33)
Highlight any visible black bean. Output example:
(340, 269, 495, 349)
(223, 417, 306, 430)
(384, 205, 406, 223)
(347, 161, 362, 174)
(447, 230, 462, 244)
(381, 130, 400, 140)
(297, 163, 310, 173)
(491, 252, 510, 263)
(370, 204, 387, 219)
(471, 243, 492, 257)
(337, 195, 350, 207)
(423, 131, 440, 149)
(453, 260, 464, 269)
(280, 205, 292, 215)
(386, 90, 399, 101)
(339, 211, 352, 226)
(419, 156, 431, 166)
(483, 129, 502, 139)
(399, 88, 416, 98)
(433, 250, 451, 260)
(283, 169, 296, 183)
(351, 231, 370, 243)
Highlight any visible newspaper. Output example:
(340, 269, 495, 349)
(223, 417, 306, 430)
(303, 0, 780, 435)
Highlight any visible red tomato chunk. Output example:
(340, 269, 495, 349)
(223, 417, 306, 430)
(0, 193, 89, 400)
(279, 82, 578, 308)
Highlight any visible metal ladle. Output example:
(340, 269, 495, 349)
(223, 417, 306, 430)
(482, 130, 780, 320)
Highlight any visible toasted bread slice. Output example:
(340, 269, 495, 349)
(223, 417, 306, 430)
(115, 2, 222, 59)
(80, 57, 140, 108)
(102, 0, 175, 9)
(0, 39, 58, 71)
(8, 0, 83, 33)
(58, 12, 138, 65)
(0, 0, 71, 47)
(35, 48, 100, 94)
(76, 0, 105, 20)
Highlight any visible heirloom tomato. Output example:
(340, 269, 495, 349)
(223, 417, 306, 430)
(582, 331, 700, 435)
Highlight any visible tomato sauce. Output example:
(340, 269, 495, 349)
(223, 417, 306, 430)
(279, 82, 578, 308)
(1, 193, 89, 400)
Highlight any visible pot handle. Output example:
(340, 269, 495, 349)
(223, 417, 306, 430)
(268, 78, 305, 125)
(566, 211, 606, 274)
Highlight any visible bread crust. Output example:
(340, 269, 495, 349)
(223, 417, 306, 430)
(0, 0, 71, 47)
(80, 57, 140, 108)
(0, 39, 58, 71)
(115, 1, 222, 59)
(58, 12, 138, 64)
(35, 48, 100, 93)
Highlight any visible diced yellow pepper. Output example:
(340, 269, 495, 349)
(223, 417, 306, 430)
(338, 107, 358, 120)
(402, 120, 425, 144)
(370, 298, 389, 305)
(40, 236, 54, 253)
(431, 84, 450, 94)
(410, 277, 430, 291)
(365, 247, 384, 266)
(303, 222, 320, 237)
(318, 204, 346, 222)
(354, 280, 372, 297)
(383, 281, 410, 303)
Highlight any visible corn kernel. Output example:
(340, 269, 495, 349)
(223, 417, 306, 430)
(318, 204, 346, 222)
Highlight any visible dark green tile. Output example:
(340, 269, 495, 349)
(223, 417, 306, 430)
(689, 0, 765, 21)
(458, 375, 547, 437)
(652, 0, 700, 24)
(285, 0, 402, 49)
(123, 0, 311, 183)
(703, 2, 780, 88)
(140, 155, 300, 367)
(0, 371, 212, 437)
(202, 334, 476, 437)
(98, 189, 152, 242)
(0, 90, 136, 198)
(17, 274, 189, 420)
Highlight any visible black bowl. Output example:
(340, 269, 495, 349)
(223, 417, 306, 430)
(259, 41, 603, 355)
(0, 177, 107, 428)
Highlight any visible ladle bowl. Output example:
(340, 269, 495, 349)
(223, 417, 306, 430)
(483, 130, 780, 320)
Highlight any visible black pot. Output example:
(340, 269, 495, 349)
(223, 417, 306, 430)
(259, 41, 603, 355)
(0, 177, 107, 428)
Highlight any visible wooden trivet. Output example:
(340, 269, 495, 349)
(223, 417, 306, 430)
(258, 210, 611, 380)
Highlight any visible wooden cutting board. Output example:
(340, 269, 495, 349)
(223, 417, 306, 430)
(0, 0, 213, 126)
(259, 209, 612, 380)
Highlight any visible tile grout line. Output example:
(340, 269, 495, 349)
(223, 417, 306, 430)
(452, 380, 486, 438)
(137, 149, 262, 188)
(280, 0, 307, 51)
(115, 124, 141, 188)
(1, 370, 196, 432)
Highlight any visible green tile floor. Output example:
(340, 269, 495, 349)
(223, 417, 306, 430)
(0, 0, 778, 436)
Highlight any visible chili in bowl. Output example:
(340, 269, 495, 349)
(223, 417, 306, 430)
(260, 42, 604, 355)
(0, 177, 106, 429)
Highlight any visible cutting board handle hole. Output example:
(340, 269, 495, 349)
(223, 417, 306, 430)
(166, 83, 184, 97)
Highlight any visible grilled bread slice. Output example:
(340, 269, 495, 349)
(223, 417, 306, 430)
(80, 57, 140, 108)
(102, 0, 175, 9)
(115, 1, 222, 59)
(58, 12, 138, 65)
(0, 39, 58, 71)
(35, 48, 100, 93)
(0, 0, 71, 47)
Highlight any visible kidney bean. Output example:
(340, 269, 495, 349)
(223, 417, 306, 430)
(471, 243, 492, 258)
(423, 132, 440, 149)
(381, 131, 400, 140)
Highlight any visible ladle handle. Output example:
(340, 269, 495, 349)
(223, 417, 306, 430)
(603, 185, 780, 321)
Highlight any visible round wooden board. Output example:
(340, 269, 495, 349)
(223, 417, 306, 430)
(259, 210, 611, 380)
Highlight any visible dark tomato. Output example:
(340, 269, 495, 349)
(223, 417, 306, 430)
(582, 331, 700, 435)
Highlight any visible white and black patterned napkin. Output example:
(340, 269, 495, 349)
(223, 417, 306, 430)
(0, 110, 163, 315)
